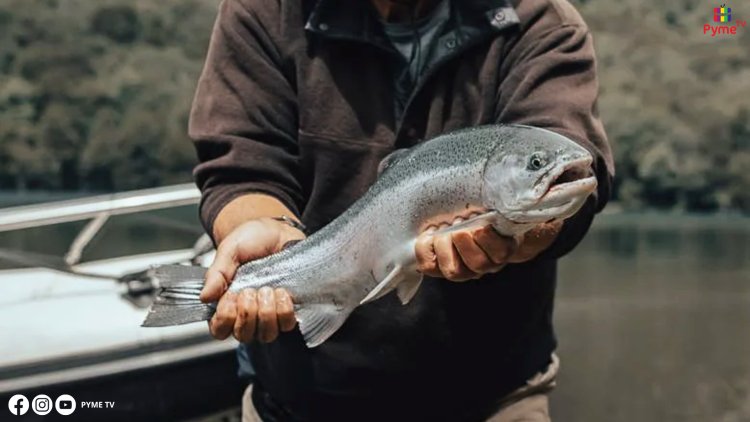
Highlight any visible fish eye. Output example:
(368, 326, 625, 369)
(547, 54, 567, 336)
(527, 152, 547, 171)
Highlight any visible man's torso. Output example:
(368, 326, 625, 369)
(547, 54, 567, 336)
(243, 1, 563, 420)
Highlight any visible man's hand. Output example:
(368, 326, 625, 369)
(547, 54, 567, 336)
(415, 221, 562, 282)
(202, 217, 305, 343)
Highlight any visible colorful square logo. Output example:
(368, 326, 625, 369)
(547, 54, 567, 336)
(714, 6, 732, 23)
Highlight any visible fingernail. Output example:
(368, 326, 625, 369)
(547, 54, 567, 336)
(259, 288, 273, 305)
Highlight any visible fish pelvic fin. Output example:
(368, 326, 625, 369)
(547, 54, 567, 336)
(360, 264, 404, 305)
(396, 273, 423, 305)
(296, 303, 354, 348)
(141, 265, 215, 327)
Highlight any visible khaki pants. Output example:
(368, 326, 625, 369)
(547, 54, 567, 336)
(243, 355, 559, 422)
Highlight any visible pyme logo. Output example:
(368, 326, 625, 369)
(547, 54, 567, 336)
(714, 5, 732, 22)
(704, 4, 746, 36)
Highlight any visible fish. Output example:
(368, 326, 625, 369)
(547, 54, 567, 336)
(142, 124, 598, 347)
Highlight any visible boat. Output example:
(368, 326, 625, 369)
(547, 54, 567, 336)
(0, 185, 245, 421)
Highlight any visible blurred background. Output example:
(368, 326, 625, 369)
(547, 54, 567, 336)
(0, 0, 748, 421)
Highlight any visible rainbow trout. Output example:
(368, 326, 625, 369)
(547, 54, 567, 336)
(143, 125, 597, 347)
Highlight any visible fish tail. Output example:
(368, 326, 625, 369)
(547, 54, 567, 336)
(141, 265, 215, 327)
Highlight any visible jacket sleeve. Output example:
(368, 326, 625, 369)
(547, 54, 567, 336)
(495, 22, 615, 260)
(188, 0, 303, 236)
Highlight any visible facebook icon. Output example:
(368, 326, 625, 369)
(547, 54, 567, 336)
(8, 394, 29, 416)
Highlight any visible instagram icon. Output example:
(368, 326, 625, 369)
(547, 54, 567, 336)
(32, 394, 52, 416)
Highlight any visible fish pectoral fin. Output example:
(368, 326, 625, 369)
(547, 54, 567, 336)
(360, 264, 404, 305)
(296, 303, 353, 348)
(396, 272, 423, 305)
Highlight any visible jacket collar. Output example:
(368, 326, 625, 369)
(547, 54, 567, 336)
(304, 0, 520, 49)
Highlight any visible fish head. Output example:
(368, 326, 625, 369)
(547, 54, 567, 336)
(481, 126, 598, 227)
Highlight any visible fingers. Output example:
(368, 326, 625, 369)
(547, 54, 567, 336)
(226, 288, 296, 344)
(233, 289, 258, 343)
(210, 291, 238, 340)
(257, 287, 279, 343)
(202, 218, 305, 343)
(275, 288, 297, 332)
(415, 224, 517, 283)
(473, 226, 517, 265)
(451, 230, 504, 274)
(201, 240, 239, 303)
(415, 229, 441, 278)
(508, 221, 562, 263)
(433, 232, 477, 282)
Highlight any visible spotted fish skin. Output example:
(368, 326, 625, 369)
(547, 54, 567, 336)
(143, 124, 597, 347)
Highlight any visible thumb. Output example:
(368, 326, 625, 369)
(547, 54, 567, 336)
(200, 240, 239, 302)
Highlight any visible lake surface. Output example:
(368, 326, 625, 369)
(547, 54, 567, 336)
(1, 195, 748, 421)
(553, 214, 750, 422)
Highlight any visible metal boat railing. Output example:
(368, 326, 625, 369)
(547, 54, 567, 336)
(0, 185, 235, 397)
(0, 184, 202, 266)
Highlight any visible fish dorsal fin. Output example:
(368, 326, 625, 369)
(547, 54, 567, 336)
(396, 272, 423, 305)
(377, 148, 409, 175)
(360, 264, 404, 305)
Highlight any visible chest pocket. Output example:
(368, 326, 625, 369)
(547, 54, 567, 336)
(296, 45, 398, 145)
(297, 130, 393, 232)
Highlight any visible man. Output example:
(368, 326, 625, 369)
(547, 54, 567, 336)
(189, 0, 614, 420)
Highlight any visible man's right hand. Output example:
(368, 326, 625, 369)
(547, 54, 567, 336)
(201, 217, 306, 343)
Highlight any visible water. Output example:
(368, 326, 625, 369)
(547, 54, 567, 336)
(1, 195, 748, 421)
(553, 214, 750, 421)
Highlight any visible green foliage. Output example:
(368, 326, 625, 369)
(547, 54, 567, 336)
(0, 0, 747, 213)
(0, 0, 210, 191)
(91, 6, 141, 44)
(571, 0, 749, 212)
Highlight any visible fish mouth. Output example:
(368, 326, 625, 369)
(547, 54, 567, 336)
(541, 157, 597, 205)
(509, 156, 597, 223)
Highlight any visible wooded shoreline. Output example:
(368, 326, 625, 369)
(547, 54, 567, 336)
(0, 0, 748, 212)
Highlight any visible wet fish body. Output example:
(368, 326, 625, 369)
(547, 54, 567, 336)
(143, 125, 597, 347)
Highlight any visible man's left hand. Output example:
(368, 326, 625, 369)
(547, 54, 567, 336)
(415, 221, 562, 282)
